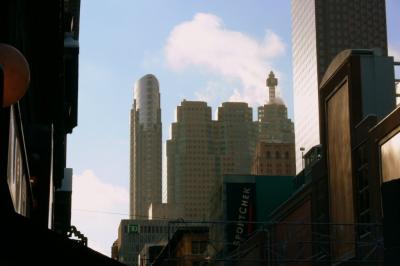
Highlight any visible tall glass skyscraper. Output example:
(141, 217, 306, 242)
(130, 74, 162, 219)
(292, 0, 388, 172)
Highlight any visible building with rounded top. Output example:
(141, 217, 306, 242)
(130, 74, 162, 219)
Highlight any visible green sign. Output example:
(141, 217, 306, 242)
(128, 224, 140, 234)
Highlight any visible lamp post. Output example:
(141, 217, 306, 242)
(300, 147, 305, 169)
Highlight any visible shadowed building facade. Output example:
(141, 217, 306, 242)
(167, 101, 257, 220)
(216, 102, 256, 178)
(251, 142, 296, 176)
(292, 0, 388, 172)
(167, 101, 217, 219)
(130, 74, 162, 219)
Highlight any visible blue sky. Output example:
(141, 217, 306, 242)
(69, 0, 400, 255)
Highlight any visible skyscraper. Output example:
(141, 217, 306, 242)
(292, 0, 388, 172)
(167, 101, 217, 219)
(130, 74, 162, 219)
(216, 102, 256, 177)
(167, 100, 258, 220)
(257, 71, 294, 144)
(252, 71, 295, 176)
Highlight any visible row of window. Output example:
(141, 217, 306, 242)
(259, 151, 291, 159)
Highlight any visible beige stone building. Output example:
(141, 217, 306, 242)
(251, 142, 296, 176)
(167, 101, 217, 219)
(167, 101, 257, 219)
(167, 73, 298, 218)
(257, 71, 294, 144)
(253, 71, 296, 176)
(216, 102, 257, 177)
(147, 203, 183, 220)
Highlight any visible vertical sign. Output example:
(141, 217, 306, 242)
(225, 182, 256, 251)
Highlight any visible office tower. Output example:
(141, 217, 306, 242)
(253, 71, 295, 176)
(216, 102, 256, 176)
(130, 74, 162, 219)
(167, 101, 217, 219)
(292, 0, 388, 172)
(257, 71, 295, 144)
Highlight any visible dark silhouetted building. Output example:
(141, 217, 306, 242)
(209, 174, 293, 259)
(152, 227, 209, 266)
(318, 49, 396, 263)
(1, 1, 123, 264)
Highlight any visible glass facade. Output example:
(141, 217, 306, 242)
(134, 75, 161, 129)
(292, 0, 319, 172)
(292, 0, 388, 173)
(130, 74, 162, 219)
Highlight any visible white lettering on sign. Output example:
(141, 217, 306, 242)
(233, 187, 252, 246)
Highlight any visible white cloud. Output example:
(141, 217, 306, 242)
(71, 170, 129, 256)
(194, 80, 232, 104)
(164, 13, 286, 106)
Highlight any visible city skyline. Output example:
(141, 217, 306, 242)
(68, 0, 400, 256)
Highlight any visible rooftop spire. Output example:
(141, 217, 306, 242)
(266, 71, 278, 103)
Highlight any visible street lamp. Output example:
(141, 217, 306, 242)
(300, 147, 305, 169)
